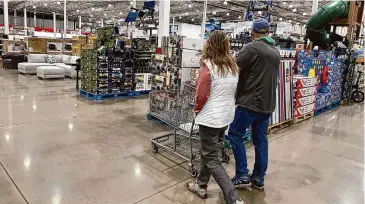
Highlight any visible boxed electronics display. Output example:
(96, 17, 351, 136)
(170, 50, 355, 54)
(80, 26, 159, 99)
(132, 38, 155, 93)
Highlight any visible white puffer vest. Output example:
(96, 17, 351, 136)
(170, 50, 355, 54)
(195, 60, 239, 128)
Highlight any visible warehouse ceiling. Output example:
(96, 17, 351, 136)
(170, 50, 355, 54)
(3, 0, 327, 26)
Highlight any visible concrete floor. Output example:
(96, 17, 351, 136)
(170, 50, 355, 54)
(0, 69, 364, 204)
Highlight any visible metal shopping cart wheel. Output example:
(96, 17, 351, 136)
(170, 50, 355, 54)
(222, 151, 230, 163)
(189, 164, 198, 178)
(351, 90, 364, 103)
(151, 142, 159, 153)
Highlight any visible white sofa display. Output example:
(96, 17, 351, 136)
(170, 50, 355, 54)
(18, 54, 80, 78)
(37, 66, 65, 79)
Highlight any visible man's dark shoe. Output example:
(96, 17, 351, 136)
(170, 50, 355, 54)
(250, 176, 264, 190)
(231, 174, 251, 188)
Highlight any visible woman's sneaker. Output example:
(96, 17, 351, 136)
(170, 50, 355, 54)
(231, 175, 251, 188)
(186, 181, 208, 199)
(250, 176, 264, 190)
(235, 198, 245, 204)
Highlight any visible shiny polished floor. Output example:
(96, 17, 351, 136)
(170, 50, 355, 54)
(0, 69, 364, 204)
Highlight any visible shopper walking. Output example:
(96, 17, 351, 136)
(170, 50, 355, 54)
(227, 18, 281, 190)
(186, 30, 244, 204)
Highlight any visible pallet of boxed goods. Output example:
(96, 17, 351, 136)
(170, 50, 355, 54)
(293, 76, 317, 124)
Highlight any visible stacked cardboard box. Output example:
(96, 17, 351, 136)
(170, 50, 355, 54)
(293, 76, 317, 122)
(26, 37, 47, 53)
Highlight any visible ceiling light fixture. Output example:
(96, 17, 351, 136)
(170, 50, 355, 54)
(283, 1, 287, 4)
(179, 16, 182, 19)
(90, 15, 93, 17)
(57, 1, 61, 5)
(213, 11, 217, 15)
(104, 13, 107, 16)
(223, 1, 227, 5)
(186, 12, 189, 15)
(191, 18, 194, 21)
(288, 20, 292, 23)
(238, 16, 241, 19)
(188, 4, 192, 8)
(130, 1, 133, 4)
(33, 6, 36, 9)
(44, 3, 47, 6)
(91, 7, 95, 10)
(108, 4, 112, 7)
(296, 22, 300, 25)
(120, 12, 123, 14)
(77, 9, 80, 12)
(293, 8, 297, 12)
(288, 5, 293, 8)
(226, 13, 230, 16)
(303, 12, 307, 15)
(279, 17, 283, 21)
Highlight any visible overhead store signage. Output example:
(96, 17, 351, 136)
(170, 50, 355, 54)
(276, 22, 293, 36)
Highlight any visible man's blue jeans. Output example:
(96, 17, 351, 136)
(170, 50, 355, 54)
(226, 107, 270, 179)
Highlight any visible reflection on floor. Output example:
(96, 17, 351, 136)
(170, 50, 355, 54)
(0, 69, 364, 204)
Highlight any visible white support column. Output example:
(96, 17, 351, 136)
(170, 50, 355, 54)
(172, 16, 175, 35)
(133, 0, 136, 7)
(311, 0, 319, 15)
(34, 12, 37, 27)
(63, 0, 67, 36)
(78, 16, 82, 34)
(101, 19, 104, 27)
(24, 8, 27, 36)
(157, 0, 170, 50)
(53, 12, 56, 38)
(201, 0, 207, 38)
(4, 0, 9, 35)
(14, 9, 17, 26)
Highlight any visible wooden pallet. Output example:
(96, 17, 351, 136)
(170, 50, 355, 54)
(79, 90, 134, 100)
(268, 119, 293, 134)
(294, 111, 314, 124)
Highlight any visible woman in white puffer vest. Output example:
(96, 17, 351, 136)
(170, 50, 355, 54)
(186, 31, 244, 204)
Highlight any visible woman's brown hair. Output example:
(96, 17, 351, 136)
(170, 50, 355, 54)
(200, 30, 238, 77)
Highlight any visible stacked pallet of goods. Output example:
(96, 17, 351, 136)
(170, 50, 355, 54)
(268, 49, 295, 133)
(133, 38, 154, 95)
(293, 76, 317, 123)
(297, 50, 345, 115)
(80, 27, 134, 100)
(321, 51, 345, 107)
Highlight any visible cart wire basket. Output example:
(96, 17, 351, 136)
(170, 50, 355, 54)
(149, 85, 230, 177)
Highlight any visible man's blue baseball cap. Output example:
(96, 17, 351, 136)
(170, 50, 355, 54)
(252, 18, 270, 33)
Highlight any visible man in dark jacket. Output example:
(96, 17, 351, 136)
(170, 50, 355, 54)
(227, 18, 281, 190)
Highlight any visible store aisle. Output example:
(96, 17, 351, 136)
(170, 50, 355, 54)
(0, 69, 364, 204)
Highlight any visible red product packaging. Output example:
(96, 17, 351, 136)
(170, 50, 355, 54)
(293, 76, 317, 89)
(294, 103, 315, 117)
(294, 95, 316, 107)
(294, 86, 317, 98)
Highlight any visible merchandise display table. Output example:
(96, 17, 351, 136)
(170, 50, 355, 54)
(37, 66, 65, 79)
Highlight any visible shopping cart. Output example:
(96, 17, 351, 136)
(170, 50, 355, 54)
(149, 86, 230, 177)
